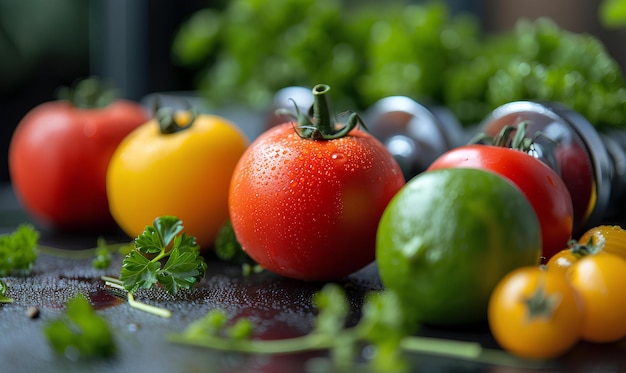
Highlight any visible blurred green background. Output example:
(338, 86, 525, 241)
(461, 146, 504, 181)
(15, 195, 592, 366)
(1, 0, 625, 183)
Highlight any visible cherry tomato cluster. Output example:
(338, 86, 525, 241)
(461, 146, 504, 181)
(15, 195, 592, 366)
(488, 225, 626, 359)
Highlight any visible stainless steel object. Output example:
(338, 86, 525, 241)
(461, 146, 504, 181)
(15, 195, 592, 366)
(366, 96, 466, 180)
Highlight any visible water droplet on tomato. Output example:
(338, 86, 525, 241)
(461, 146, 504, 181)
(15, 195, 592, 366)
(331, 152, 345, 160)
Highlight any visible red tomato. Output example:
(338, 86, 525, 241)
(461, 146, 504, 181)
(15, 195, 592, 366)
(428, 144, 573, 262)
(229, 84, 405, 281)
(9, 82, 149, 233)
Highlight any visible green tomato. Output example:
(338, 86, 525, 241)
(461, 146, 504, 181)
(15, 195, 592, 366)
(376, 168, 541, 327)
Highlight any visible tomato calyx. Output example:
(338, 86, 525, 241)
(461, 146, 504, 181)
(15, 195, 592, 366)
(153, 102, 197, 135)
(523, 273, 561, 322)
(568, 236, 604, 257)
(277, 84, 365, 140)
(57, 76, 116, 109)
(470, 121, 537, 152)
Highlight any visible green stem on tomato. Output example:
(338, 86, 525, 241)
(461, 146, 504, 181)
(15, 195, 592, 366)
(150, 96, 197, 135)
(57, 77, 116, 109)
(311, 84, 334, 136)
(155, 107, 196, 135)
(279, 84, 364, 140)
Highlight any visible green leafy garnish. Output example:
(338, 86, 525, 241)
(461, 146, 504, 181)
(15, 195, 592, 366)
(171, 285, 410, 371)
(120, 216, 207, 295)
(0, 279, 13, 303)
(43, 294, 116, 359)
(92, 237, 112, 270)
(215, 221, 263, 276)
(214, 221, 254, 265)
(0, 224, 39, 276)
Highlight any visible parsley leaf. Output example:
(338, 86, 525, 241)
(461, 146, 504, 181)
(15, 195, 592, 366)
(120, 216, 207, 295)
(120, 252, 161, 293)
(43, 294, 116, 359)
(92, 237, 112, 270)
(0, 224, 39, 276)
(0, 279, 13, 303)
(214, 221, 255, 265)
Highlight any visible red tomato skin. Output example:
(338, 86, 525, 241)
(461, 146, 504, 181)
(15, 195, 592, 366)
(229, 122, 405, 281)
(428, 145, 574, 261)
(9, 100, 149, 232)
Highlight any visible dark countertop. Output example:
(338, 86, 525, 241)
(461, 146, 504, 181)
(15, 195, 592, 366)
(2, 183, 626, 373)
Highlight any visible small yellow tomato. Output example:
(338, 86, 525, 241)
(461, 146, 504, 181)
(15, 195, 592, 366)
(578, 225, 626, 260)
(567, 252, 626, 343)
(545, 239, 597, 275)
(107, 109, 248, 250)
(488, 266, 584, 359)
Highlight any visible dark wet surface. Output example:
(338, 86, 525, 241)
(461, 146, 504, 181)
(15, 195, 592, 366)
(2, 184, 626, 373)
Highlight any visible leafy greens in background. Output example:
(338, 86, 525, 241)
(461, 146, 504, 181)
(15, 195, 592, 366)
(171, 1, 478, 112)
(445, 18, 626, 126)
(172, 0, 626, 129)
(600, 0, 626, 28)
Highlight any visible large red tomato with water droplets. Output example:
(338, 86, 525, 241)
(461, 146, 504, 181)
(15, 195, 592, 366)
(229, 101, 404, 281)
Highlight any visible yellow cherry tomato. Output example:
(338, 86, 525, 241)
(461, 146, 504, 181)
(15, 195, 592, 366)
(488, 266, 584, 359)
(567, 252, 626, 343)
(546, 247, 582, 275)
(545, 239, 595, 275)
(107, 109, 248, 249)
(578, 225, 626, 260)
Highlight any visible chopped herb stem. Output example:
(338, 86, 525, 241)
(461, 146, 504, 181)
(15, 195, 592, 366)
(38, 242, 131, 259)
(400, 336, 482, 359)
(169, 333, 331, 354)
(102, 276, 172, 318)
(127, 292, 172, 319)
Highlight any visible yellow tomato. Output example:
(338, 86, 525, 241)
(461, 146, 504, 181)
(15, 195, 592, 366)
(567, 252, 626, 343)
(107, 110, 248, 250)
(488, 266, 584, 359)
(578, 225, 626, 260)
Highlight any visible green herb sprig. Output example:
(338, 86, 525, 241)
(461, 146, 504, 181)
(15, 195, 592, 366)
(43, 294, 116, 359)
(92, 237, 112, 270)
(103, 216, 207, 318)
(120, 216, 207, 295)
(0, 223, 39, 276)
(0, 279, 13, 303)
(214, 220, 263, 276)
(171, 284, 408, 371)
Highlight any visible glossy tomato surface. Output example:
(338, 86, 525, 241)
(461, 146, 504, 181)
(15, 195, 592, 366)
(428, 145, 574, 261)
(229, 122, 405, 281)
(568, 253, 626, 343)
(107, 112, 249, 250)
(9, 100, 149, 232)
(488, 266, 584, 359)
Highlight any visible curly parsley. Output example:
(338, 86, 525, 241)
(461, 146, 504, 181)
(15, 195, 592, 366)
(120, 216, 207, 295)
(0, 224, 39, 276)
